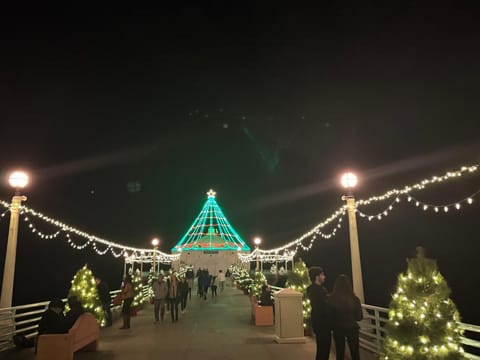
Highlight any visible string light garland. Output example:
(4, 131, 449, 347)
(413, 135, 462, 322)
(0, 162, 477, 264)
(357, 189, 479, 220)
(241, 162, 479, 259)
(14, 204, 180, 263)
(357, 164, 478, 207)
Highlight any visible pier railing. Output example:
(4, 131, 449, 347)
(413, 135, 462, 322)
(1, 286, 479, 359)
(0, 285, 150, 352)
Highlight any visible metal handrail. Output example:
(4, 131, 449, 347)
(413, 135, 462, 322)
(359, 304, 480, 360)
(0, 285, 150, 352)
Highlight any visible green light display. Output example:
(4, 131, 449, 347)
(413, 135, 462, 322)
(172, 190, 251, 252)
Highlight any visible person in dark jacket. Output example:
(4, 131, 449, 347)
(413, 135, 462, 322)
(259, 285, 274, 306)
(328, 274, 363, 360)
(96, 277, 112, 326)
(306, 267, 331, 360)
(64, 296, 85, 330)
(178, 276, 189, 313)
(38, 298, 66, 335)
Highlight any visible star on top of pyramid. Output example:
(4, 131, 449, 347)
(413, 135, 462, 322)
(207, 189, 216, 198)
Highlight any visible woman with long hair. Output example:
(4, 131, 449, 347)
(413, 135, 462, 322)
(120, 274, 134, 329)
(328, 274, 362, 360)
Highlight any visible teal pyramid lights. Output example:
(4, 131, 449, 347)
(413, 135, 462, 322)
(172, 190, 251, 252)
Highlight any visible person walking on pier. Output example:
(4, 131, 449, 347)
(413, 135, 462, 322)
(96, 277, 112, 327)
(153, 274, 168, 323)
(120, 275, 134, 329)
(167, 273, 180, 322)
(307, 267, 331, 360)
(210, 274, 218, 298)
(186, 266, 195, 300)
(328, 274, 362, 360)
(179, 276, 189, 313)
(218, 270, 225, 292)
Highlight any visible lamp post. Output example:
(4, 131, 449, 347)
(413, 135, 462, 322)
(151, 238, 159, 275)
(253, 237, 261, 271)
(123, 252, 129, 278)
(140, 251, 145, 275)
(1, 171, 29, 308)
(341, 171, 365, 304)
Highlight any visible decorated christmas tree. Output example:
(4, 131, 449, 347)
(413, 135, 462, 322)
(234, 268, 253, 293)
(382, 247, 465, 360)
(67, 264, 105, 326)
(146, 268, 156, 301)
(286, 259, 311, 328)
(250, 271, 267, 298)
(131, 270, 144, 308)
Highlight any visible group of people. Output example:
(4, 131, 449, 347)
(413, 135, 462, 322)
(151, 272, 190, 324)
(196, 268, 226, 299)
(307, 267, 363, 360)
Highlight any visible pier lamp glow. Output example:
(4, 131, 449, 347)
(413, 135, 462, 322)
(1, 171, 29, 308)
(340, 171, 365, 304)
(8, 171, 29, 191)
(253, 237, 262, 271)
(151, 238, 160, 274)
(341, 172, 358, 190)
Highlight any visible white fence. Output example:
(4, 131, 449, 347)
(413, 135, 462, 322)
(0, 286, 150, 352)
(360, 304, 480, 360)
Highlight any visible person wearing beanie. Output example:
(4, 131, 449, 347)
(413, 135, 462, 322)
(306, 266, 332, 360)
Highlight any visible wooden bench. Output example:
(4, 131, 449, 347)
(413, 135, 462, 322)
(36, 312, 100, 360)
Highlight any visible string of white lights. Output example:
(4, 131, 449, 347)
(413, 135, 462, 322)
(242, 162, 479, 259)
(244, 206, 347, 257)
(357, 189, 479, 221)
(295, 215, 345, 252)
(356, 164, 478, 207)
(16, 205, 180, 262)
(237, 208, 347, 262)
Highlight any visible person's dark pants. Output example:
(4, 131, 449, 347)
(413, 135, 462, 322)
(203, 285, 209, 299)
(121, 298, 133, 328)
(333, 327, 359, 360)
(169, 298, 179, 322)
(154, 299, 166, 322)
(102, 302, 112, 326)
(181, 294, 187, 311)
(314, 328, 332, 360)
(211, 285, 217, 297)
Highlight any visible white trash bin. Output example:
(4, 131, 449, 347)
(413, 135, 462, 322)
(273, 288, 306, 343)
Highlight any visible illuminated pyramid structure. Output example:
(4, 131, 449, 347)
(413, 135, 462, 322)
(172, 189, 251, 253)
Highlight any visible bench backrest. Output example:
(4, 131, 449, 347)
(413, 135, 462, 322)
(68, 313, 100, 351)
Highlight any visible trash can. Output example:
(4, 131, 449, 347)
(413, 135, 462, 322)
(273, 288, 305, 343)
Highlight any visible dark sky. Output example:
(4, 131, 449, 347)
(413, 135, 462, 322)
(0, 3, 479, 322)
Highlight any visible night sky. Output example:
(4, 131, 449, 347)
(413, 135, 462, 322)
(0, 4, 479, 323)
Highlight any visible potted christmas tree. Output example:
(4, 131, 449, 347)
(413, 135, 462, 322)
(67, 264, 106, 326)
(250, 271, 267, 300)
(382, 247, 465, 359)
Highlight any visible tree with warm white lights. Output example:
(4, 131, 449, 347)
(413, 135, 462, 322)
(383, 247, 464, 360)
(67, 265, 105, 326)
(250, 271, 267, 298)
(132, 270, 145, 308)
(234, 268, 252, 293)
(286, 259, 311, 328)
